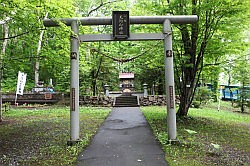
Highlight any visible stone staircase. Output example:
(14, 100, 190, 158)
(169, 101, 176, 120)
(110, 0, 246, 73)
(113, 93, 139, 107)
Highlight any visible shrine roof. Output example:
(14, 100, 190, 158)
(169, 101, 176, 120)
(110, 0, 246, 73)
(119, 72, 134, 79)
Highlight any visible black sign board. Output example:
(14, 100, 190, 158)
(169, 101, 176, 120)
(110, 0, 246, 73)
(169, 86, 174, 109)
(112, 11, 130, 39)
(166, 50, 172, 57)
(71, 88, 75, 111)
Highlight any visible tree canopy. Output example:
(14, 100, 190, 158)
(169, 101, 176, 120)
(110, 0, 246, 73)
(1, 0, 249, 116)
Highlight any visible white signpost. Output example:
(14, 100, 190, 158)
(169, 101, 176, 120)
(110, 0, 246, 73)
(15, 71, 27, 105)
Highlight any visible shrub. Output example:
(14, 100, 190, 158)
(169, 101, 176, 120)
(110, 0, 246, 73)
(192, 86, 213, 108)
(235, 87, 250, 112)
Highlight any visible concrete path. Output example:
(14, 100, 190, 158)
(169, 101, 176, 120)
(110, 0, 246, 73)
(77, 107, 168, 166)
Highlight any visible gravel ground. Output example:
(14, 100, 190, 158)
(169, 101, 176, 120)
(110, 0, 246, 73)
(0, 119, 67, 165)
(0, 107, 110, 166)
(204, 143, 250, 166)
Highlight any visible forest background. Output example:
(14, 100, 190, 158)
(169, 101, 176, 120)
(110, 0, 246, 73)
(0, 0, 249, 116)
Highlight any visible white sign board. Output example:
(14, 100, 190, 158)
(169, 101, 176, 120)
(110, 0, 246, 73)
(16, 71, 27, 95)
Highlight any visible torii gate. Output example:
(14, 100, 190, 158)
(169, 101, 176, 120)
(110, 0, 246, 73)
(43, 13, 198, 145)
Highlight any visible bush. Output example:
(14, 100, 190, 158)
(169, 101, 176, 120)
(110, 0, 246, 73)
(192, 86, 213, 108)
(235, 87, 250, 112)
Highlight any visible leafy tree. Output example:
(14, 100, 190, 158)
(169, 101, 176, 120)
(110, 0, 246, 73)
(1, 0, 249, 116)
(232, 53, 250, 112)
(132, 0, 249, 116)
(0, 0, 76, 92)
(169, 0, 249, 116)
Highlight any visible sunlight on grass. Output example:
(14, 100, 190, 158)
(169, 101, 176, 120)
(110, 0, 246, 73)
(189, 108, 250, 124)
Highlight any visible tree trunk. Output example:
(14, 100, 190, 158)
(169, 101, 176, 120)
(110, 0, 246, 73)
(213, 78, 219, 102)
(176, 0, 218, 116)
(158, 77, 163, 95)
(0, 23, 9, 122)
(176, 23, 196, 116)
(91, 70, 97, 96)
(91, 56, 103, 96)
(241, 98, 244, 113)
(35, 12, 48, 86)
(241, 82, 245, 113)
(177, 79, 195, 116)
(177, 0, 199, 116)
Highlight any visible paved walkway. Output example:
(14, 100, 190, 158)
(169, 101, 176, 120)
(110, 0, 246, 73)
(77, 107, 168, 166)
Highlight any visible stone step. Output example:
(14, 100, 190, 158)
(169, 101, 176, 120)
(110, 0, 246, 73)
(114, 95, 139, 107)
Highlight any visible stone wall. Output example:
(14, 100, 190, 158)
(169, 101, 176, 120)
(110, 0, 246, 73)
(2, 92, 63, 104)
(79, 95, 168, 107)
(3, 93, 180, 107)
(79, 96, 114, 107)
(139, 95, 166, 106)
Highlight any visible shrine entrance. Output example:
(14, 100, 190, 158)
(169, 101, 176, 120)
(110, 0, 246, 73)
(43, 12, 198, 145)
(119, 72, 135, 93)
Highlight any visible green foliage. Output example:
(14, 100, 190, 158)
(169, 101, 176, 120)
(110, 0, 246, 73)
(208, 143, 222, 156)
(1, 0, 250, 105)
(231, 52, 250, 112)
(234, 87, 250, 112)
(184, 129, 197, 135)
(210, 143, 220, 150)
(192, 86, 213, 108)
(1, 0, 76, 92)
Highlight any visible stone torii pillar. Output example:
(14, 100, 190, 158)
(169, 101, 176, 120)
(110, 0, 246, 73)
(163, 19, 176, 141)
(68, 21, 80, 145)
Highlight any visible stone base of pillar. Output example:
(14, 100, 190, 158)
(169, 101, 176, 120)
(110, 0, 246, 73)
(67, 139, 81, 146)
(167, 139, 180, 145)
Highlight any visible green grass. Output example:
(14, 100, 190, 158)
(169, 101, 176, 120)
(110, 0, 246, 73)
(189, 107, 250, 123)
(1, 102, 249, 165)
(0, 106, 110, 165)
(141, 103, 250, 166)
